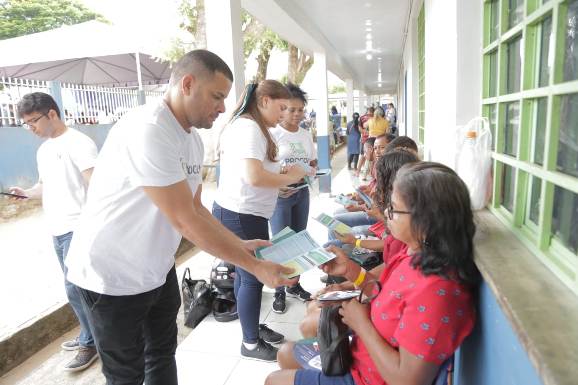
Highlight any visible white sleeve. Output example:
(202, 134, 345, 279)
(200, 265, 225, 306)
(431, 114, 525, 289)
(125, 123, 185, 187)
(235, 122, 267, 161)
(70, 134, 98, 172)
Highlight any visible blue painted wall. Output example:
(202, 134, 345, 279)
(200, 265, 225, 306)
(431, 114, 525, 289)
(0, 124, 111, 190)
(454, 282, 543, 385)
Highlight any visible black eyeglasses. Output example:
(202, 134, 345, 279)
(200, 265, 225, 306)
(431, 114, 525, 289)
(23, 113, 48, 129)
(385, 202, 411, 221)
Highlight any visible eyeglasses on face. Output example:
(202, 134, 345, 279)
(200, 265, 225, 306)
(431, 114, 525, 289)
(23, 113, 48, 129)
(385, 201, 412, 221)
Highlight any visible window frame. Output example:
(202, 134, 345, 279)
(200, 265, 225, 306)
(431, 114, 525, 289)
(483, 0, 578, 294)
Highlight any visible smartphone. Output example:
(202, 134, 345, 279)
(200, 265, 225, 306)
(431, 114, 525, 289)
(0, 191, 28, 199)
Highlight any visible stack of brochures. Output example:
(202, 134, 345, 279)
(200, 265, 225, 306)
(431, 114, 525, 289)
(255, 227, 336, 278)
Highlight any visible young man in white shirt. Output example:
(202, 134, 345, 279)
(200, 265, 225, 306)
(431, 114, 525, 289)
(10, 92, 99, 372)
(64, 50, 297, 385)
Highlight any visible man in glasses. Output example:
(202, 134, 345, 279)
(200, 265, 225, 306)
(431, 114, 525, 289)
(9, 92, 99, 371)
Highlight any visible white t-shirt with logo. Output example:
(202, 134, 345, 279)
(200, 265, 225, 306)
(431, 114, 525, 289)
(215, 117, 280, 219)
(270, 125, 316, 169)
(37, 128, 98, 236)
(66, 100, 204, 296)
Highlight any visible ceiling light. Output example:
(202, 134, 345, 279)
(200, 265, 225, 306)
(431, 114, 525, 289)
(365, 20, 372, 26)
(365, 40, 373, 50)
(378, 83, 382, 87)
(378, 73, 382, 82)
(366, 33, 372, 40)
(366, 53, 373, 60)
(365, 27, 372, 32)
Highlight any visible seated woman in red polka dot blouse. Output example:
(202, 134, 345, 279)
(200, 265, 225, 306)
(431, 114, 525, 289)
(266, 162, 481, 385)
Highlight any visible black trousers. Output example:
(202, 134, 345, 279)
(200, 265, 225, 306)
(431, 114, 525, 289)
(76, 266, 181, 385)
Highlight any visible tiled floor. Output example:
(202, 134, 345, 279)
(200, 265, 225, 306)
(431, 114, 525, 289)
(1, 146, 354, 385)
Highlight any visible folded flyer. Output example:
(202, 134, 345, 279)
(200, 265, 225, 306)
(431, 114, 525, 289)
(255, 228, 336, 278)
(313, 213, 353, 235)
(293, 338, 322, 371)
(354, 187, 373, 209)
(334, 193, 356, 206)
(317, 290, 361, 302)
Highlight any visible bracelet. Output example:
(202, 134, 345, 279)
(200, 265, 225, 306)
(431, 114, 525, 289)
(355, 238, 362, 248)
(353, 268, 366, 287)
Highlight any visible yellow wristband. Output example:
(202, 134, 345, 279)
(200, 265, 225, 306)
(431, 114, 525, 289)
(355, 238, 362, 248)
(353, 268, 366, 287)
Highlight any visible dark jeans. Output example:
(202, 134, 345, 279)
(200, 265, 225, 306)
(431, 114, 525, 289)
(212, 202, 268, 344)
(76, 266, 180, 385)
(270, 188, 310, 294)
(53, 231, 94, 347)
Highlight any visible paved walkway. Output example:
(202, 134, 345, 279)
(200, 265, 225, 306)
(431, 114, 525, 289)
(0, 145, 357, 385)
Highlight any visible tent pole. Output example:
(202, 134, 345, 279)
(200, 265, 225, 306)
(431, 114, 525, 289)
(135, 52, 146, 105)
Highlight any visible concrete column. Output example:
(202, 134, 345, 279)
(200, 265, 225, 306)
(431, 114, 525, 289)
(205, 0, 245, 112)
(345, 78, 354, 122)
(205, 0, 245, 179)
(312, 51, 331, 193)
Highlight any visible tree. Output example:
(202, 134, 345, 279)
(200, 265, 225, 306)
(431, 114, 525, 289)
(242, 10, 287, 83)
(0, 0, 103, 40)
(287, 44, 313, 86)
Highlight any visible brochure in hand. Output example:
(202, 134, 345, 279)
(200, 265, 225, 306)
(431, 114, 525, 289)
(317, 290, 361, 302)
(255, 227, 336, 278)
(293, 338, 322, 371)
(313, 213, 353, 235)
(334, 193, 357, 206)
(354, 187, 373, 209)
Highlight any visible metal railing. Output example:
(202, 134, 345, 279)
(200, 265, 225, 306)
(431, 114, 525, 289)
(0, 77, 166, 126)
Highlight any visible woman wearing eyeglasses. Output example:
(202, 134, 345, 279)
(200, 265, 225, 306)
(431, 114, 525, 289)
(266, 162, 480, 385)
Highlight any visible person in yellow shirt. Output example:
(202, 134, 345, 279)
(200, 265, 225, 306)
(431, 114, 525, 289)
(364, 106, 389, 137)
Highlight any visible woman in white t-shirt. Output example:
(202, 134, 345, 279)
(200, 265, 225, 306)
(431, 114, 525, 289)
(213, 80, 308, 362)
(269, 83, 317, 314)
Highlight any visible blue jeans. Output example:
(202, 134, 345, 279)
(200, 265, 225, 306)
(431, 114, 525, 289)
(294, 369, 355, 385)
(212, 203, 268, 344)
(270, 188, 310, 294)
(53, 232, 94, 348)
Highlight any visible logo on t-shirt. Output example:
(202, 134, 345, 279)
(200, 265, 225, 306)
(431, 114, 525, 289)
(284, 142, 309, 165)
(180, 157, 202, 176)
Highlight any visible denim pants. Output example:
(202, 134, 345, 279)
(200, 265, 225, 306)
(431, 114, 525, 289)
(270, 188, 310, 294)
(212, 202, 268, 343)
(53, 231, 94, 348)
(76, 266, 180, 385)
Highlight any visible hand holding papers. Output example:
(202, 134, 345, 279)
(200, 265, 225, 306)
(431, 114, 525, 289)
(313, 213, 353, 235)
(334, 193, 356, 206)
(354, 187, 372, 209)
(317, 290, 361, 302)
(255, 227, 336, 278)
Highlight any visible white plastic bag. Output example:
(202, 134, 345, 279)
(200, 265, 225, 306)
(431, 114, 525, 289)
(455, 117, 493, 210)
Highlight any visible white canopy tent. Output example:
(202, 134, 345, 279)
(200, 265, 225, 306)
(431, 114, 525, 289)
(0, 21, 171, 88)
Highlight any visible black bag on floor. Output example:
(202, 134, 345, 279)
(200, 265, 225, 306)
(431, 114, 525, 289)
(182, 267, 214, 329)
(210, 259, 238, 322)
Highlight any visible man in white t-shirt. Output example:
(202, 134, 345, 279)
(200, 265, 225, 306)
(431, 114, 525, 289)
(64, 50, 296, 385)
(10, 92, 99, 372)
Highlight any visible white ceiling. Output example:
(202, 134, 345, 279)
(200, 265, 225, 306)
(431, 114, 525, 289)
(242, 0, 411, 94)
